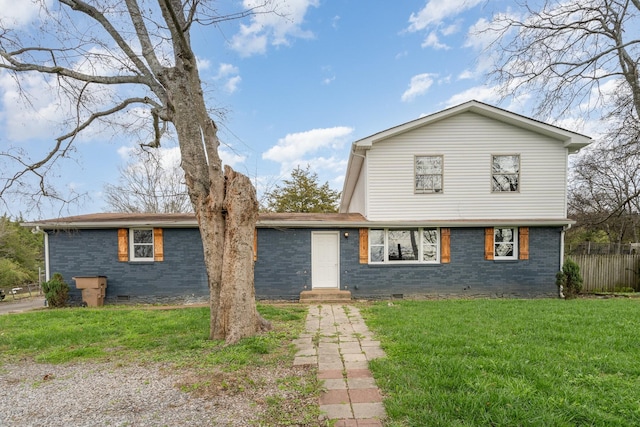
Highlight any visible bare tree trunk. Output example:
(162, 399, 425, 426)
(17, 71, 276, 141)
(0, 0, 271, 343)
(217, 166, 271, 344)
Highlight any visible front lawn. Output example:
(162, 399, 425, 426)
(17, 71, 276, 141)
(362, 298, 640, 426)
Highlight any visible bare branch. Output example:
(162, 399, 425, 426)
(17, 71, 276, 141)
(482, 0, 640, 129)
(124, 0, 164, 73)
(0, 51, 145, 85)
(0, 96, 160, 198)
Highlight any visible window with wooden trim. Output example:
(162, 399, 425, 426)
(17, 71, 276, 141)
(130, 229, 154, 261)
(415, 155, 443, 193)
(368, 228, 444, 264)
(485, 227, 529, 260)
(492, 154, 520, 192)
(494, 227, 517, 259)
(118, 228, 164, 262)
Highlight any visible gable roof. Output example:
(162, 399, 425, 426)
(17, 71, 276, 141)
(340, 100, 593, 212)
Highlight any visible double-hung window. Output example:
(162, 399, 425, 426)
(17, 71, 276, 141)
(415, 155, 443, 193)
(130, 228, 154, 262)
(494, 227, 518, 260)
(492, 154, 520, 192)
(369, 228, 440, 263)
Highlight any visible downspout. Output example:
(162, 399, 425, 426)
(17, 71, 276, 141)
(559, 224, 571, 299)
(560, 224, 571, 269)
(44, 230, 50, 282)
(32, 226, 50, 282)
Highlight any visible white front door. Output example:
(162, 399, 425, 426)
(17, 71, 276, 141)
(312, 231, 340, 289)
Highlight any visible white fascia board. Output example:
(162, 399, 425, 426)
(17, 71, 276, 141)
(363, 219, 575, 228)
(256, 218, 575, 228)
(21, 220, 199, 229)
(339, 144, 368, 212)
(352, 100, 593, 151)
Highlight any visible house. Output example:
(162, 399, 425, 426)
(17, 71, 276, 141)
(24, 101, 592, 303)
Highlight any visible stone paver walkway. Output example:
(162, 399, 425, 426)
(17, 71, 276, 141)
(294, 305, 386, 426)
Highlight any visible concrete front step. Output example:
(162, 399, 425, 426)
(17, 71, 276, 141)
(299, 289, 352, 303)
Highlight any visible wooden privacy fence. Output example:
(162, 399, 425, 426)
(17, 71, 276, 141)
(571, 255, 640, 292)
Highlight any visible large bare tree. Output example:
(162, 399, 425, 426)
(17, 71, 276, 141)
(483, 0, 640, 139)
(104, 146, 192, 213)
(482, 0, 640, 239)
(0, 0, 271, 343)
(569, 142, 640, 245)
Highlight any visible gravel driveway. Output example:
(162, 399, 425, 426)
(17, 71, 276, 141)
(0, 361, 318, 426)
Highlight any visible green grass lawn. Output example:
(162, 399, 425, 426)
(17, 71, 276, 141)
(362, 298, 640, 426)
(0, 304, 306, 366)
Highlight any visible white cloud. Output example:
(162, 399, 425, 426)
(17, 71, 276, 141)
(263, 126, 353, 163)
(117, 144, 245, 170)
(0, 0, 51, 27)
(444, 85, 502, 107)
(225, 76, 242, 93)
(408, 0, 484, 32)
(116, 145, 134, 159)
(442, 23, 460, 36)
(231, 0, 320, 57)
(401, 73, 436, 102)
(421, 32, 449, 50)
(220, 149, 246, 167)
(217, 63, 240, 77)
(214, 63, 242, 94)
(464, 17, 496, 51)
(196, 57, 212, 71)
(0, 71, 65, 141)
(262, 126, 353, 180)
(458, 69, 475, 80)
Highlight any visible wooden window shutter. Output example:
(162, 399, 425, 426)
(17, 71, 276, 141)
(440, 228, 451, 263)
(118, 229, 128, 262)
(519, 227, 529, 260)
(359, 229, 368, 264)
(485, 227, 494, 260)
(253, 229, 258, 261)
(153, 228, 164, 261)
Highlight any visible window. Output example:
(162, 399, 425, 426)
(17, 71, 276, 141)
(415, 155, 443, 193)
(130, 229, 154, 261)
(494, 227, 518, 260)
(492, 155, 519, 192)
(369, 228, 440, 263)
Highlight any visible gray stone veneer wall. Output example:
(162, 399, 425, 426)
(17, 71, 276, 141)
(47, 228, 208, 304)
(47, 226, 562, 304)
(255, 227, 563, 299)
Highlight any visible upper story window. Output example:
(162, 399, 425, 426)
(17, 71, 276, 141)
(494, 227, 518, 260)
(369, 228, 440, 263)
(130, 228, 154, 261)
(492, 154, 520, 192)
(415, 155, 443, 194)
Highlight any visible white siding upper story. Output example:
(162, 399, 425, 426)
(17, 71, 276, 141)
(340, 101, 593, 223)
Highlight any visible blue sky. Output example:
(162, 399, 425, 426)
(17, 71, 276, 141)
(0, 0, 594, 219)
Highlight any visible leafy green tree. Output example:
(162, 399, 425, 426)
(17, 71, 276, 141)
(0, 216, 43, 288)
(264, 166, 341, 213)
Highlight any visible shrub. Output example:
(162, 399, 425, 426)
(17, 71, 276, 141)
(556, 258, 583, 299)
(41, 273, 69, 308)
